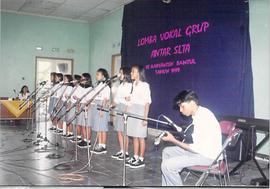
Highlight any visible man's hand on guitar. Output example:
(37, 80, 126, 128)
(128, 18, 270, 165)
(162, 132, 176, 143)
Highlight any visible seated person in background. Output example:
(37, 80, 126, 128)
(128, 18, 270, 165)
(161, 90, 222, 186)
(18, 85, 30, 100)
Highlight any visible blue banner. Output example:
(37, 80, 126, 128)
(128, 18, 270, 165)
(121, 0, 254, 126)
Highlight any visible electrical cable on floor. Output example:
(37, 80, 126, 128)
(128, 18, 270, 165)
(0, 161, 59, 182)
(0, 165, 30, 185)
(0, 144, 32, 156)
(56, 120, 102, 183)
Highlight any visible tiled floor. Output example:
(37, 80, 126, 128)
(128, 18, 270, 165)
(0, 120, 268, 187)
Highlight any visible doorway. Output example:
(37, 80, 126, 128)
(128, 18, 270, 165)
(35, 57, 73, 86)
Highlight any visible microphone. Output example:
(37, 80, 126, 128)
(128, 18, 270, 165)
(105, 74, 120, 82)
(154, 131, 167, 146)
(162, 114, 182, 132)
(13, 89, 18, 98)
(39, 80, 47, 85)
(69, 80, 79, 84)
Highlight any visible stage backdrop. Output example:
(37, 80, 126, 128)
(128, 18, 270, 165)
(121, 0, 254, 127)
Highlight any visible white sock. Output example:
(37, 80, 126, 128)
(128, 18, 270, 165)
(134, 155, 139, 160)
(100, 144, 106, 148)
(139, 156, 144, 161)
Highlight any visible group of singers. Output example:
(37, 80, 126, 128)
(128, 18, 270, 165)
(48, 65, 151, 169)
(45, 65, 222, 186)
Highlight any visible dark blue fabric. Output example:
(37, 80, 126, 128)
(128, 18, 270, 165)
(121, 0, 254, 127)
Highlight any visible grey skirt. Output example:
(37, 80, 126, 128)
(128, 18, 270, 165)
(127, 104, 147, 138)
(65, 102, 75, 124)
(48, 97, 56, 115)
(74, 104, 87, 126)
(56, 100, 65, 119)
(90, 100, 109, 132)
(114, 103, 128, 132)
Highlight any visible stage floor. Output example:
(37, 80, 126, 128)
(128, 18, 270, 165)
(0, 121, 268, 187)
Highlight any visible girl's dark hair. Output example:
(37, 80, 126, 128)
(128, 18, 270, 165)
(120, 67, 132, 83)
(20, 85, 29, 94)
(173, 90, 199, 110)
(97, 68, 109, 80)
(50, 72, 57, 84)
(81, 73, 92, 88)
(131, 65, 147, 82)
(56, 73, 63, 82)
(64, 74, 73, 87)
(74, 74, 81, 82)
(97, 68, 110, 87)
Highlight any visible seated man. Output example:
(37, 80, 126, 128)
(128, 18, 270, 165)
(161, 90, 222, 186)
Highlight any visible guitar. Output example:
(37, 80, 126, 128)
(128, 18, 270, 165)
(154, 123, 194, 146)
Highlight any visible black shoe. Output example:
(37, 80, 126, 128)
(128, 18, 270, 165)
(111, 151, 122, 159)
(49, 127, 56, 131)
(77, 140, 87, 148)
(126, 157, 137, 167)
(66, 134, 74, 139)
(118, 153, 130, 161)
(56, 130, 63, 134)
(129, 159, 145, 169)
(91, 145, 107, 154)
(70, 137, 82, 143)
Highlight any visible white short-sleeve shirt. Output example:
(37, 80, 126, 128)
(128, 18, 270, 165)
(130, 81, 151, 105)
(62, 86, 73, 101)
(71, 85, 90, 104)
(50, 83, 59, 97)
(114, 82, 132, 105)
(93, 82, 110, 101)
(189, 106, 222, 160)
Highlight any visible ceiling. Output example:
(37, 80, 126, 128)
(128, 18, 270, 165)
(1, 0, 134, 23)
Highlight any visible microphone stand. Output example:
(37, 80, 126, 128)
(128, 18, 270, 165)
(51, 84, 79, 122)
(21, 83, 46, 144)
(97, 106, 172, 186)
(63, 79, 117, 177)
(34, 95, 54, 153)
(52, 82, 103, 171)
(46, 84, 69, 159)
(19, 82, 46, 110)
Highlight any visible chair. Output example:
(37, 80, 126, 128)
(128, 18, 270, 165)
(182, 121, 241, 186)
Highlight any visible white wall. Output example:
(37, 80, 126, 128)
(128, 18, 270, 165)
(250, 0, 270, 120)
(249, 0, 269, 155)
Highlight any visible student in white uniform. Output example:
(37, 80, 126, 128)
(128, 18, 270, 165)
(48, 72, 57, 130)
(76, 73, 93, 148)
(161, 90, 222, 186)
(60, 74, 73, 137)
(69, 75, 83, 142)
(51, 73, 63, 129)
(126, 65, 151, 169)
(111, 67, 132, 160)
(18, 85, 30, 100)
(91, 68, 111, 154)
(54, 73, 67, 134)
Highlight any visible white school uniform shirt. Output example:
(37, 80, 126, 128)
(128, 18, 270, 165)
(114, 82, 132, 105)
(55, 84, 66, 99)
(62, 85, 73, 102)
(84, 87, 97, 105)
(93, 82, 110, 101)
(71, 85, 90, 104)
(189, 106, 222, 160)
(130, 81, 152, 105)
(50, 83, 59, 97)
